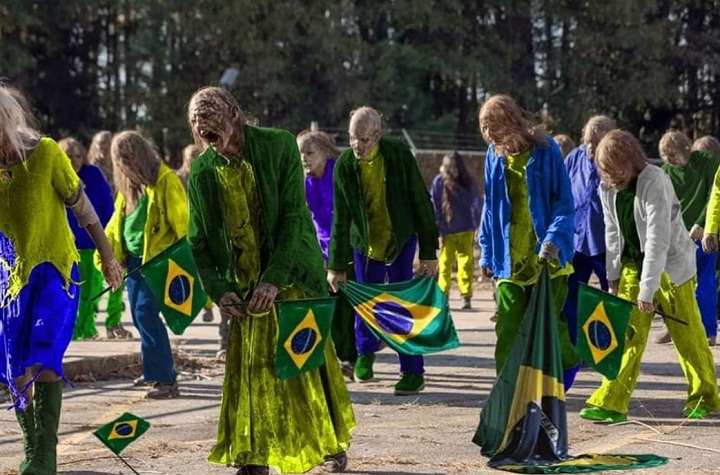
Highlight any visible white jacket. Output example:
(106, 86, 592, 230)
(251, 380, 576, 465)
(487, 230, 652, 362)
(600, 165, 696, 303)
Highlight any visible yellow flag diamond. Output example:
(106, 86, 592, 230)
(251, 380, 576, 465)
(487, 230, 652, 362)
(283, 310, 323, 370)
(163, 259, 195, 317)
(582, 302, 618, 364)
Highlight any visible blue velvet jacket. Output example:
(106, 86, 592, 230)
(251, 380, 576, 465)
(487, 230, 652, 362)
(479, 137, 575, 279)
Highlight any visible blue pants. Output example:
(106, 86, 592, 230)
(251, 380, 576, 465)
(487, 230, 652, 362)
(126, 255, 176, 383)
(564, 252, 608, 344)
(353, 236, 424, 375)
(695, 242, 718, 338)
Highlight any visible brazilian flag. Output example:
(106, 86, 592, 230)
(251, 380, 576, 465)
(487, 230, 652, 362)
(576, 283, 633, 380)
(142, 239, 208, 336)
(275, 297, 336, 380)
(473, 267, 667, 473)
(341, 276, 459, 355)
(94, 412, 150, 455)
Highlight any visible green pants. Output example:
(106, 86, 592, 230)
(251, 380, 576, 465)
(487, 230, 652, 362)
(587, 265, 720, 414)
(495, 276, 578, 373)
(73, 250, 124, 340)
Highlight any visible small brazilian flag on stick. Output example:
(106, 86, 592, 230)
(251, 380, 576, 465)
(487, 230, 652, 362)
(276, 297, 336, 380)
(94, 412, 150, 456)
(341, 276, 459, 355)
(576, 283, 633, 380)
(142, 239, 208, 336)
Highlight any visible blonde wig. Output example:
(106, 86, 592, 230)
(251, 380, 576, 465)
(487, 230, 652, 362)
(595, 130, 648, 189)
(297, 130, 339, 159)
(478, 94, 548, 156)
(659, 130, 692, 165)
(692, 135, 720, 158)
(58, 137, 88, 171)
(581, 115, 616, 151)
(111, 131, 161, 211)
(0, 85, 41, 165)
(553, 134, 576, 159)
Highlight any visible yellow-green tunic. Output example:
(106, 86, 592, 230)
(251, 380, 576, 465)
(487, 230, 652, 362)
(208, 156, 355, 474)
(358, 145, 393, 261)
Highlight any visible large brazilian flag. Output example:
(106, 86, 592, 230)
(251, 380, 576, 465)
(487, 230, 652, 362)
(141, 239, 208, 335)
(473, 267, 667, 473)
(341, 276, 459, 355)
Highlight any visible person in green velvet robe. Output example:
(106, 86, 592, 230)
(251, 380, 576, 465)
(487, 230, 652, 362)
(186, 87, 355, 475)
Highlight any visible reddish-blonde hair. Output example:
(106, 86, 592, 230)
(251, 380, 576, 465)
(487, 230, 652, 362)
(478, 94, 547, 156)
(111, 131, 161, 211)
(58, 137, 88, 168)
(595, 130, 647, 188)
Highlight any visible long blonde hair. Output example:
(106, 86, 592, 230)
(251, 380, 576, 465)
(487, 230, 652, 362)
(111, 131, 161, 212)
(478, 94, 548, 156)
(297, 130, 339, 159)
(595, 130, 647, 188)
(0, 85, 41, 165)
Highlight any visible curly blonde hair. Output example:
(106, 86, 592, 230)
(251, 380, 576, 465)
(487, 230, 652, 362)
(111, 131, 161, 211)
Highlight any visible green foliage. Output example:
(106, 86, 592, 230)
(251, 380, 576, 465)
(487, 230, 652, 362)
(2, 0, 720, 158)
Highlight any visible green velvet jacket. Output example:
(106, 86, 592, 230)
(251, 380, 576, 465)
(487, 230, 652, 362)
(329, 137, 439, 271)
(187, 126, 327, 302)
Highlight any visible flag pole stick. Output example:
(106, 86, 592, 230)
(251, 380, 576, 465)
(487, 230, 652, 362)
(91, 239, 187, 302)
(115, 454, 142, 475)
(578, 283, 688, 326)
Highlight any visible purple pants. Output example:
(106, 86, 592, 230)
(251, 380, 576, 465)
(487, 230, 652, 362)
(354, 236, 424, 375)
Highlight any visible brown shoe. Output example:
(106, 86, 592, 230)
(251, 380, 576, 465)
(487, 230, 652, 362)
(107, 324, 134, 340)
(146, 381, 179, 399)
(654, 330, 671, 344)
(201, 308, 214, 323)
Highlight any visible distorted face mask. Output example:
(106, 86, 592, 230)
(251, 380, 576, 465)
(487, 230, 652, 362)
(348, 114, 381, 160)
(189, 93, 244, 158)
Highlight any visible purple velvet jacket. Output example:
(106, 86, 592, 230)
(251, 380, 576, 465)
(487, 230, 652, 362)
(305, 158, 336, 262)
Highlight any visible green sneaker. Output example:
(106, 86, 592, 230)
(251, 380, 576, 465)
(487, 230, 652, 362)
(684, 406, 710, 419)
(394, 373, 425, 396)
(579, 407, 626, 423)
(354, 354, 375, 383)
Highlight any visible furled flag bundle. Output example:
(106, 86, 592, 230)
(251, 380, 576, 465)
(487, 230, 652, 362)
(141, 239, 208, 335)
(341, 276, 460, 355)
(473, 266, 668, 473)
(275, 297, 336, 380)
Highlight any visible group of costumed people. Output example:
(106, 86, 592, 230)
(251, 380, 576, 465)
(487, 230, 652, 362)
(2, 80, 720, 475)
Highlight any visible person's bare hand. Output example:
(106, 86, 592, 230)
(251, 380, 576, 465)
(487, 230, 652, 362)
(249, 282, 279, 314)
(327, 270, 347, 293)
(538, 242, 559, 263)
(638, 300, 654, 314)
(101, 257, 123, 290)
(689, 224, 704, 242)
(219, 292, 243, 319)
(702, 233, 718, 254)
(608, 279, 619, 296)
(419, 259, 438, 277)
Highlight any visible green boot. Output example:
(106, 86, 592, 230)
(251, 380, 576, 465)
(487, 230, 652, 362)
(353, 354, 375, 383)
(15, 405, 36, 474)
(27, 381, 63, 475)
(394, 373, 425, 396)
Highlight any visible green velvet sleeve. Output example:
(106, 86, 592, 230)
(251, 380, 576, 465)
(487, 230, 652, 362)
(187, 164, 235, 303)
(405, 150, 439, 260)
(259, 134, 305, 289)
(328, 157, 353, 272)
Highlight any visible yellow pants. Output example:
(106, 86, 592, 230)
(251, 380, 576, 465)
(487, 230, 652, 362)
(587, 265, 720, 414)
(438, 231, 475, 298)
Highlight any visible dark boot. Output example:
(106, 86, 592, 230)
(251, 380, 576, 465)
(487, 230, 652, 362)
(28, 381, 63, 475)
(15, 405, 36, 474)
